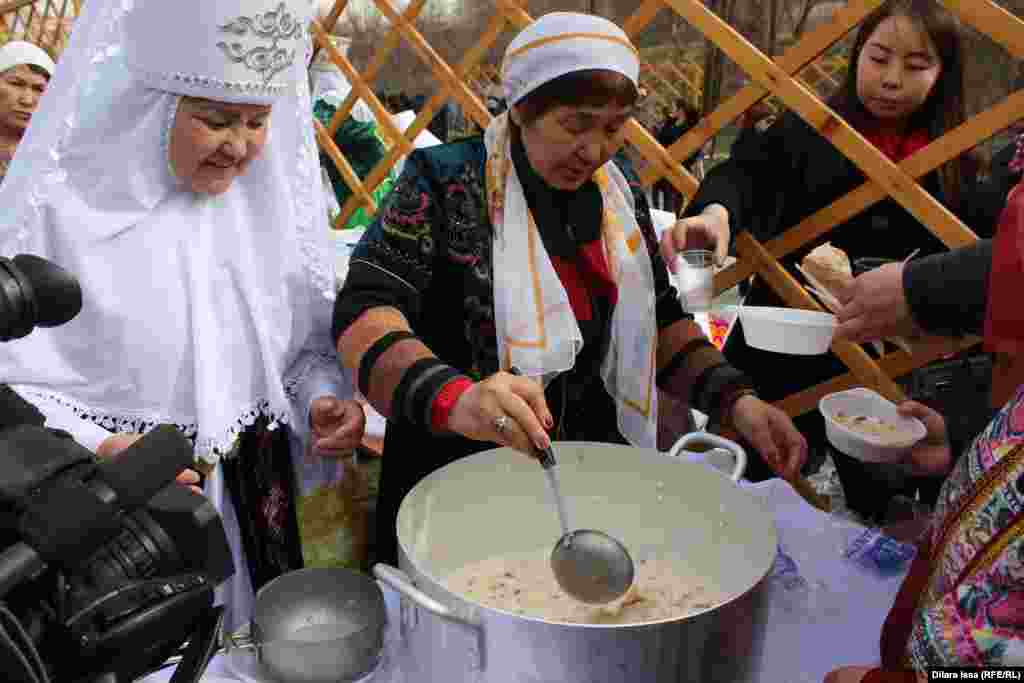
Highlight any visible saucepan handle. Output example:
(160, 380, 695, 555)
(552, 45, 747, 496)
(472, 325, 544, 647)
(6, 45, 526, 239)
(667, 432, 747, 483)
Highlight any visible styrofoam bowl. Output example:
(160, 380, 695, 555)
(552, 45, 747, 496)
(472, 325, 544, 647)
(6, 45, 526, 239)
(726, 305, 837, 355)
(819, 388, 927, 463)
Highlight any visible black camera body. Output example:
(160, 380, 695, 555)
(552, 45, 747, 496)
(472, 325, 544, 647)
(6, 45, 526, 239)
(0, 255, 235, 683)
(0, 421, 235, 683)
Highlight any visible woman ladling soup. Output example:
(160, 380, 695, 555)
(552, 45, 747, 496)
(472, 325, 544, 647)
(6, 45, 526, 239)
(333, 12, 808, 566)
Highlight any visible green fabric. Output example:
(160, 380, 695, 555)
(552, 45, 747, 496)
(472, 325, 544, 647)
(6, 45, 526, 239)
(314, 99, 395, 230)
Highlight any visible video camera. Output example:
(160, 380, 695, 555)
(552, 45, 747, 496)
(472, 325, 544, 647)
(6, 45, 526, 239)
(0, 255, 235, 683)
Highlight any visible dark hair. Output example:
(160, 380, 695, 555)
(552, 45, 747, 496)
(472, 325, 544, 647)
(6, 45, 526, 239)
(831, 0, 968, 208)
(26, 64, 50, 81)
(740, 100, 773, 128)
(514, 69, 638, 127)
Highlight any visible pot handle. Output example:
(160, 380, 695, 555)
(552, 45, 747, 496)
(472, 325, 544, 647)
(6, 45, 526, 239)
(667, 432, 747, 483)
(373, 563, 486, 671)
(373, 563, 483, 630)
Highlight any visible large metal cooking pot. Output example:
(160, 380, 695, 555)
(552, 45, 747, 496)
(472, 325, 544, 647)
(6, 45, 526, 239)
(373, 435, 776, 683)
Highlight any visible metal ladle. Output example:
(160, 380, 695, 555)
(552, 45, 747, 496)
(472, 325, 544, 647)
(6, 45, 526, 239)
(535, 443, 636, 604)
(507, 367, 635, 603)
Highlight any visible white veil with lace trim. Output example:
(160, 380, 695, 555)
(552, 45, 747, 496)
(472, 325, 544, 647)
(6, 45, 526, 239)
(0, 0, 336, 463)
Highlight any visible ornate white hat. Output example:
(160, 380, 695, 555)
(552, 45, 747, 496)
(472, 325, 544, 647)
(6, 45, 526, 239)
(123, 0, 311, 104)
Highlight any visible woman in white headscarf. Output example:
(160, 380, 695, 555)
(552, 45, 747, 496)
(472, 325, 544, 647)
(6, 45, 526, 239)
(0, 40, 54, 184)
(334, 12, 809, 566)
(0, 0, 364, 633)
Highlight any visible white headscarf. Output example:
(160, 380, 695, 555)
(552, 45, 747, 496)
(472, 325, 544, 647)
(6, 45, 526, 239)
(0, 41, 55, 77)
(488, 13, 657, 449)
(501, 12, 639, 106)
(0, 0, 336, 463)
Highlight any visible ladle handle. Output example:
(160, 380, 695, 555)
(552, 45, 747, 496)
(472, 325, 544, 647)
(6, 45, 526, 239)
(507, 366, 557, 469)
(536, 444, 557, 469)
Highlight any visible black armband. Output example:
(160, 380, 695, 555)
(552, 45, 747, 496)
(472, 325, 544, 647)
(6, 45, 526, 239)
(358, 330, 417, 397)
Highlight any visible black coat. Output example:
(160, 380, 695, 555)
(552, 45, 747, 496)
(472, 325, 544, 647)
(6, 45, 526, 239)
(656, 118, 699, 168)
(683, 112, 1005, 512)
(988, 138, 1022, 206)
(685, 111, 1002, 404)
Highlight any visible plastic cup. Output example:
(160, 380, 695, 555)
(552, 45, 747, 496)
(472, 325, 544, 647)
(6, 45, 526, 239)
(675, 249, 714, 312)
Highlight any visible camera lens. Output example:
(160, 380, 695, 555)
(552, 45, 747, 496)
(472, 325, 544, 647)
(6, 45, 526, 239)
(73, 511, 183, 605)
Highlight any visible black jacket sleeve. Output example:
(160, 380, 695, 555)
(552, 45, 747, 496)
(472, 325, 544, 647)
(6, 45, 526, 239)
(332, 149, 443, 342)
(902, 239, 992, 338)
(685, 112, 810, 245)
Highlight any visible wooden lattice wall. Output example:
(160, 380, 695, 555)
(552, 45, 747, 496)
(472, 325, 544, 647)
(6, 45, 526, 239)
(0, 0, 79, 56)
(315, 0, 1023, 419)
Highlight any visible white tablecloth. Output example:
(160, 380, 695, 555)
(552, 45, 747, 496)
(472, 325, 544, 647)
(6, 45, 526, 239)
(141, 478, 907, 683)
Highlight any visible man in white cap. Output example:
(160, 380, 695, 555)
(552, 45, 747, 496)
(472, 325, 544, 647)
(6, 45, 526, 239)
(0, 41, 54, 183)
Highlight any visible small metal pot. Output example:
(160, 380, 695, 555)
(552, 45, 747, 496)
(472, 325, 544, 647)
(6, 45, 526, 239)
(248, 567, 386, 683)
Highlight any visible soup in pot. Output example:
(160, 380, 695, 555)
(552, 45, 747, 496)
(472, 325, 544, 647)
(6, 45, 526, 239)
(444, 549, 725, 624)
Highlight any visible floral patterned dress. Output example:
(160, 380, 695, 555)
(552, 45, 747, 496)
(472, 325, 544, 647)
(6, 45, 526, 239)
(871, 385, 1024, 679)
(909, 384, 1024, 665)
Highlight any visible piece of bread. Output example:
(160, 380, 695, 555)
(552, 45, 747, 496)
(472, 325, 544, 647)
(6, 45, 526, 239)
(801, 242, 853, 296)
(799, 242, 915, 355)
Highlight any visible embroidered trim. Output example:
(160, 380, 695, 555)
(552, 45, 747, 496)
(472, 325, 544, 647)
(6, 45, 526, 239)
(17, 387, 291, 466)
(163, 95, 182, 182)
(282, 349, 339, 403)
(932, 444, 1024, 566)
(348, 258, 419, 293)
(922, 443, 1024, 606)
(956, 506, 1024, 589)
(216, 2, 304, 86)
(291, 44, 336, 301)
(133, 67, 289, 98)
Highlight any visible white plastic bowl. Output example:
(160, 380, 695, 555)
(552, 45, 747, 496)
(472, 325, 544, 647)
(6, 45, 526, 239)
(819, 388, 926, 463)
(727, 305, 837, 355)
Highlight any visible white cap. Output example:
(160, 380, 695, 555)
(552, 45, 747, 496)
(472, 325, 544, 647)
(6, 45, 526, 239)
(501, 12, 639, 106)
(0, 41, 55, 77)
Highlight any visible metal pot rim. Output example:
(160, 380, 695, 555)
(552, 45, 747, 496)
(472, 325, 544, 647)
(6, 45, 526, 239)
(392, 440, 778, 630)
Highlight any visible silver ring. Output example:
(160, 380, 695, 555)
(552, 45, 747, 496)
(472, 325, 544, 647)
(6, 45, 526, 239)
(494, 414, 509, 433)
